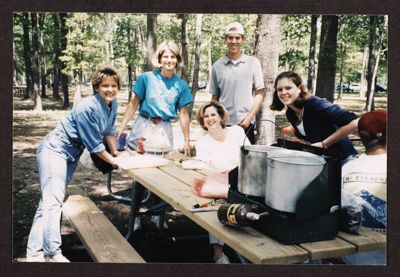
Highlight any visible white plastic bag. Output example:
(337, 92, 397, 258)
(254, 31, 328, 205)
(115, 154, 170, 170)
(141, 121, 171, 153)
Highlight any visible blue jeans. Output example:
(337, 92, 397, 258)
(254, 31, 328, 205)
(341, 249, 386, 265)
(26, 142, 79, 257)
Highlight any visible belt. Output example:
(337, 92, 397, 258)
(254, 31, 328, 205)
(140, 114, 168, 124)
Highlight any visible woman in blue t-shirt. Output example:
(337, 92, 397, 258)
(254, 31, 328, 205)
(118, 41, 193, 230)
(26, 66, 123, 262)
(270, 71, 358, 163)
(118, 40, 193, 155)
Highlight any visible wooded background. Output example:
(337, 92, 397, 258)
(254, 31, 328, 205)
(13, 13, 387, 143)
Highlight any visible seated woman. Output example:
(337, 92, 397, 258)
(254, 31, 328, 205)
(195, 101, 250, 264)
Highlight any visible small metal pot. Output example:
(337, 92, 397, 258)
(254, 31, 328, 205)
(238, 145, 290, 197)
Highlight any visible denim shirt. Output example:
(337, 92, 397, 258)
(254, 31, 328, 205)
(42, 93, 118, 162)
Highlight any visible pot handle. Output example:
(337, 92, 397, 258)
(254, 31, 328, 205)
(240, 145, 249, 155)
(242, 119, 283, 146)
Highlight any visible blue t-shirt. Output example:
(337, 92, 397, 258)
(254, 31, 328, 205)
(132, 70, 193, 120)
(43, 93, 118, 161)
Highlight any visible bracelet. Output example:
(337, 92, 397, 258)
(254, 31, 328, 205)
(184, 138, 190, 142)
(321, 141, 327, 149)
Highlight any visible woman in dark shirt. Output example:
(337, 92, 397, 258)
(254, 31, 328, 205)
(270, 71, 358, 162)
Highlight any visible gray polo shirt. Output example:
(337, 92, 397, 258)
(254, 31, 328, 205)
(209, 54, 265, 125)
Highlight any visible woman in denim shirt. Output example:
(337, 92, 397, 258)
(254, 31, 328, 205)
(270, 71, 358, 163)
(26, 66, 122, 262)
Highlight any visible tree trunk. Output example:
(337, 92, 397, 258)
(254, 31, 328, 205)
(359, 46, 368, 98)
(254, 14, 282, 146)
(315, 15, 338, 103)
(189, 14, 203, 117)
(135, 24, 143, 77)
(72, 82, 82, 110)
(128, 64, 133, 102)
(365, 16, 386, 111)
(126, 16, 133, 103)
(38, 13, 47, 98)
(337, 43, 346, 100)
(22, 13, 32, 100)
(104, 13, 115, 66)
(206, 38, 212, 91)
(52, 13, 61, 99)
(31, 13, 42, 111)
(307, 15, 319, 94)
(59, 13, 69, 109)
(13, 40, 18, 86)
(178, 14, 189, 82)
(146, 14, 157, 71)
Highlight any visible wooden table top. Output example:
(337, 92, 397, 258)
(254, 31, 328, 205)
(122, 152, 386, 264)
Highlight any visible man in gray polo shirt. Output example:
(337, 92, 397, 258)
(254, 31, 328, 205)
(209, 22, 265, 144)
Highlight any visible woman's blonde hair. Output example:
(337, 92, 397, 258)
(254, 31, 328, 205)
(196, 101, 230, 131)
(151, 40, 183, 68)
(91, 65, 121, 93)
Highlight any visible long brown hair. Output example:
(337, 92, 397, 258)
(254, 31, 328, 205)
(270, 71, 311, 111)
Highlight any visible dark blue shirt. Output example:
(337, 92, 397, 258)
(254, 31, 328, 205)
(286, 95, 358, 161)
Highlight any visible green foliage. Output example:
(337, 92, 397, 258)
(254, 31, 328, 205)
(113, 14, 146, 80)
(13, 14, 25, 81)
(336, 15, 369, 84)
(60, 13, 105, 81)
(13, 12, 388, 93)
(279, 15, 311, 76)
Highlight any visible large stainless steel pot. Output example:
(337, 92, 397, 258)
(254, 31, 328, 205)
(238, 145, 292, 197)
(265, 153, 326, 213)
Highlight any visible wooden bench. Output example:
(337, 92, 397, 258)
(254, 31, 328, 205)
(62, 194, 145, 263)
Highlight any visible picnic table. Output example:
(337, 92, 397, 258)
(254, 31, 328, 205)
(120, 152, 386, 264)
(13, 85, 26, 97)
